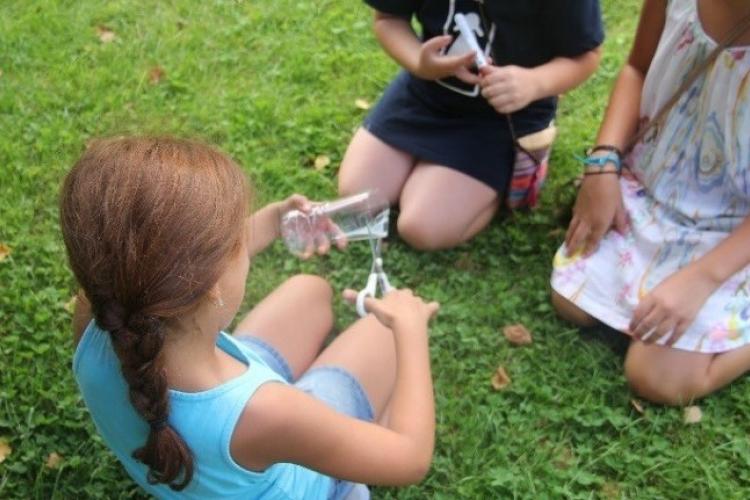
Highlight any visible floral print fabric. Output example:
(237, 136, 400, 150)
(551, 0, 750, 353)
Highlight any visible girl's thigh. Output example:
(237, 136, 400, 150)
(397, 163, 500, 250)
(308, 315, 396, 420)
(550, 290, 598, 327)
(234, 274, 333, 380)
(338, 127, 415, 205)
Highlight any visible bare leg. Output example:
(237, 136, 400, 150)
(397, 163, 499, 251)
(309, 315, 396, 420)
(550, 290, 599, 327)
(233, 275, 333, 380)
(625, 340, 750, 405)
(338, 128, 415, 205)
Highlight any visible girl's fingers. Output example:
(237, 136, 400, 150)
(300, 240, 315, 260)
(440, 51, 477, 73)
(342, 290, 380, 317)
(649, 316, 676, 344)
(566, 219, 589, 257)
(666, 320, 690, 347)
(565, 216, 581, 249)
(481, 83, 511, 100)
(334, 237, 348, 251)
(630, 297, 653, 334)
(341, 288, 358, 304)
(583, 224, 605, 257)
(632, 302, 659, 339)
(614, 204, 629, 234)
(289, 194, 312, 212)
(423, 34, 453, 53)
(630, 298, 650, 332)
(314, 233, 330, 255)
(455, 65, 480, 85)
(426, 301, 440, 317)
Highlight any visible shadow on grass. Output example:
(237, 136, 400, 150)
(580, 324, 630, 357)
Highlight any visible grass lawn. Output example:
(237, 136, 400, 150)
(2, 0, 750, 498)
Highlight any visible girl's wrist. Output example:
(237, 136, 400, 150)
(392, 317, 429, 337)
(577, 152, 622, 176)
(692, 256, 729, 288)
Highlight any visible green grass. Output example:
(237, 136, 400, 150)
(1, 1, 749, 498)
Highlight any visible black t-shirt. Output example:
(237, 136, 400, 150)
(364, 0, 604, 124)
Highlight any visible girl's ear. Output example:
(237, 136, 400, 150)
(207, 284, 225, 308)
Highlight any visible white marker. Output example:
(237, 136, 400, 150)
(454, 13, 489, 68)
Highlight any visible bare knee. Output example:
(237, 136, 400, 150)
(551, 290, 598, 327)
(397, 211, 459, 251)
(624, 350, 709, 406)
(286, 274, 333, 312)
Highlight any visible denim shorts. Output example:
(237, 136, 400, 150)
(237, 335, 374, 500)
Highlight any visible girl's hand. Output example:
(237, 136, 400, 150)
(343, 288, 439, 330)
(277, 193, 313, 215)
(414, 35, 479, 84)
(630, 265, 719, 346)
(479, 65, 540, 114)
(278, 194, 347, 259)
(565, 173, 628, 257)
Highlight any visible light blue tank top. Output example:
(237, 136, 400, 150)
(73, 321, 333, 499)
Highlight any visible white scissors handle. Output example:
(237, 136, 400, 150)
(356, 272, 378, 317)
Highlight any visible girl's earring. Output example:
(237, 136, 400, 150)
(213, 296, 225, 308)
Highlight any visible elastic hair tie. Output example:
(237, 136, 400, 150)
(149, 417, 169, 432)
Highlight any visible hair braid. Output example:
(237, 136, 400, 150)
(98, 302, 193, 490)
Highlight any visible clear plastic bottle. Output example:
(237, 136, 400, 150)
(280, 191, 389, 257)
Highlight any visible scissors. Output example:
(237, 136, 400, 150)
(356, 237, 393, 317)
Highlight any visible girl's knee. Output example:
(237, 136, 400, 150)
(397, 212, 459, 251)
(550, 290, 597, 327)
(286, 274, 333, 305)
(624, 350, 708, 406)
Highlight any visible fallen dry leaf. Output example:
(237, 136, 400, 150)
(354, 98, 371, 110)
(0, 438, 11, 463)
(502, 324, 533, 346)
(455, 252, 474, 271)
(0, 242, 11, 262)
(684, 405, 703, 424)
(96, 25, 116, 43)
(64, 295, 78, 314)
(314, 155, 331, 170)
(553, 446, 575, 469)
(630, 398, 645, 414)
(45, 452, 62, 469)
(491, 366, 511, 391)
(148, 66, 166, 85)
(600, 481, 621, 499)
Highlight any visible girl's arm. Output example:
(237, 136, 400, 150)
(480, 48, 602, 114)
(564, 0, 668, 256)
(232, 290, 438, 485)
(372, 11, 478, 84)
(631, 215, 750, 345)
(244, 195, 312, 258)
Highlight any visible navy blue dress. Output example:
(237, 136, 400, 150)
(362, 0, 604, 192)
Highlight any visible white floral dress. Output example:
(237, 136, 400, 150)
(551, 0, 750, 353)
